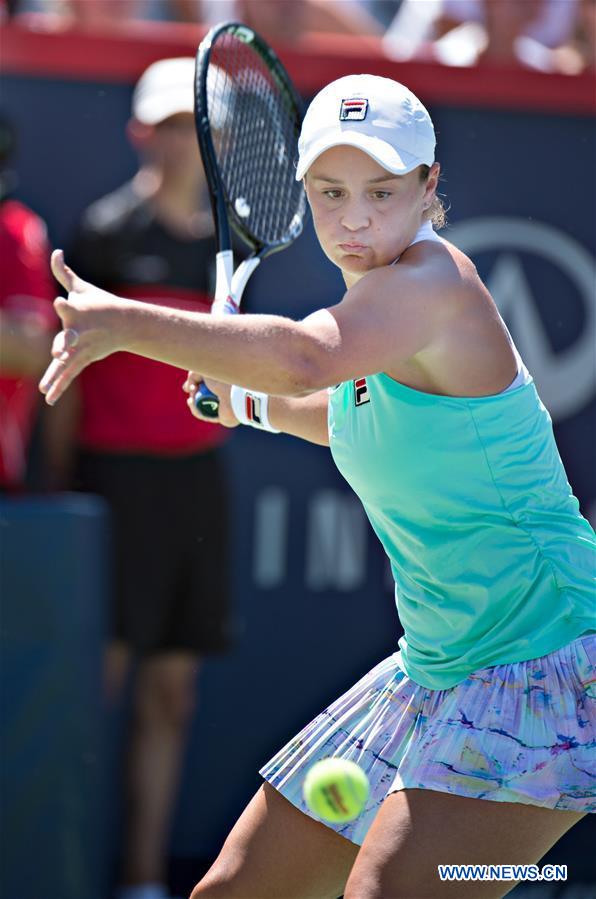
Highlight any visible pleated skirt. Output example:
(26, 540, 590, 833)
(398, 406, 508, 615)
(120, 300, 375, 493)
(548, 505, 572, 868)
(260, 634, 595, 845)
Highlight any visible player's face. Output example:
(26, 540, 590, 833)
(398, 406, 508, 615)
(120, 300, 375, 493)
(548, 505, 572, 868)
(305, 146, 438, 286)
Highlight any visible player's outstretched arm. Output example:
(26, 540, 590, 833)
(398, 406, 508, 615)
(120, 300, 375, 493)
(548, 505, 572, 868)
(185, 373, 330, 446)
(40, 250, 333, 405)
(40, 249, 446, 407)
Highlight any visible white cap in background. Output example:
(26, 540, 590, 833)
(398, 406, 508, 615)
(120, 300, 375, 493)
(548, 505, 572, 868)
(132, 57, 195, 125)
(296, 74, 435, 180)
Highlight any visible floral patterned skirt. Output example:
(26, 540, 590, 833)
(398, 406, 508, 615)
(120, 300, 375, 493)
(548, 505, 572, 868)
(260, 634, 595, 845)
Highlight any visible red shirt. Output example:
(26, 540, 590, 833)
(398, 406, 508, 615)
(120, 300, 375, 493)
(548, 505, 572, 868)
(78, 285, 225, 454)
(0, 200, 55, 488)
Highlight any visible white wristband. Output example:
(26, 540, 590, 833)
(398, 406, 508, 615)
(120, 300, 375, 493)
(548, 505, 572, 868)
(230, 385, 280, 433)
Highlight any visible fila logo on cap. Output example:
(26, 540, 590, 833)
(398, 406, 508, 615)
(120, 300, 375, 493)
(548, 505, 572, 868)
(354, 377, 370, 406)
(340, 98, 368, 121)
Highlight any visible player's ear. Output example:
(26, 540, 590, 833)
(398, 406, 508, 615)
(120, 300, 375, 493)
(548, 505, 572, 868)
(427, 162, 440, 191)
(421, 162, 440, 207)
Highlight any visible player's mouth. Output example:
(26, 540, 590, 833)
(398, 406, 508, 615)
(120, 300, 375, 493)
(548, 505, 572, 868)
(338, 242, 368, 252)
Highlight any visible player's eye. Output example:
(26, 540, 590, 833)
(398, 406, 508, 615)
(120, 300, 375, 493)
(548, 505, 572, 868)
(323, 189, 344, 200)
(371, 190, 391, 200)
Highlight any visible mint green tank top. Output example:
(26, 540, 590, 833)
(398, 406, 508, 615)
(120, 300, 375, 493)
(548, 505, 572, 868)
(328, 375, 595, 689)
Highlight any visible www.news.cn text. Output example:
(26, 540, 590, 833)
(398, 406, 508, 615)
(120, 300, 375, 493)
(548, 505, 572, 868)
(437, 864, 567, 882)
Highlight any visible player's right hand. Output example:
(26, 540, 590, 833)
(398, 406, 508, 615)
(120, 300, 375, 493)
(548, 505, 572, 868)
(39, 250, 121, 405)
(183, 372, 240, 428)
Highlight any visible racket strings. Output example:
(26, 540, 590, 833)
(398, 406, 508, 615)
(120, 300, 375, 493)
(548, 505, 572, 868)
(213, 48, 295, 236)
(207, 33, 306, 247)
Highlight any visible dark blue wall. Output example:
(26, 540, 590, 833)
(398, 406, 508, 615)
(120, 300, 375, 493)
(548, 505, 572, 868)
(0, 495, 109, 899)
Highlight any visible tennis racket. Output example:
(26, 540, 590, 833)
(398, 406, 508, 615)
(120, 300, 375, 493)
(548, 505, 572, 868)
(193, 21, 307, 417)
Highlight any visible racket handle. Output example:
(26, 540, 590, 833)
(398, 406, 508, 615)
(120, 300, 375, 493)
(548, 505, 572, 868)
(194, 381, 220, 418)
(194, 254, 260, 419)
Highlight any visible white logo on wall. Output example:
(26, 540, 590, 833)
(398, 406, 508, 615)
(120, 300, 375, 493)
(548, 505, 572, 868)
(448, 218, 596, 421)
(253, 487, 368, 591)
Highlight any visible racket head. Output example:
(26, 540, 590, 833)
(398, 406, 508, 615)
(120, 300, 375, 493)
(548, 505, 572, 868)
(195, 22, 307, 257)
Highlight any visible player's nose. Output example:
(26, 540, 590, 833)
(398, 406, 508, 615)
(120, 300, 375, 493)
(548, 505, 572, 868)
(340, 199, 370, 231)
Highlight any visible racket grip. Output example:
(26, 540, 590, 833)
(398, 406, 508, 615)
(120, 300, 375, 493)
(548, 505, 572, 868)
(194, 381, 220, 418)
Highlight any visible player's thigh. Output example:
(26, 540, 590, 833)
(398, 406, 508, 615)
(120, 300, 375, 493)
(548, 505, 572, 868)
(190, 782, 358, 899)
(344, 788, 584, 899)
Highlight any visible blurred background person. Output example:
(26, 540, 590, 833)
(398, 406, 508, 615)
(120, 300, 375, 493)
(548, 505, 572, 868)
(11, 0, 142, 28)
(552, 0, 596, 73)
(196, 0, 383, 39)
(383, 0, 580, 68)
(43, 59, 232, 899)
(10, 0, 384, 34)
(61, 0, 141, 28)
(0, 113, 56, 495)
(225, 0, 382, 38)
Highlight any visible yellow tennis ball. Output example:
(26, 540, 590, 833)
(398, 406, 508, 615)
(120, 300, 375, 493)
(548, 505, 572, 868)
(303, 758, 370, 824)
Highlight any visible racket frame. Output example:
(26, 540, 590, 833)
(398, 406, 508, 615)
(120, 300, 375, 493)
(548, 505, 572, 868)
(193, 21, 306, 416)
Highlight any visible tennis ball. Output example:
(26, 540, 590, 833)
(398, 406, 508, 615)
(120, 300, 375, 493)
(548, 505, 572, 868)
(303, 758, 369, 824)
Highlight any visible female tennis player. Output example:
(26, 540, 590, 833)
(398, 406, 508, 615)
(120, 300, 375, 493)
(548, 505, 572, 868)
(41, 75, 594, 899)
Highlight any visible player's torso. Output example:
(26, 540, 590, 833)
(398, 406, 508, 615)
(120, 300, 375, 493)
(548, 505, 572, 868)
(328, 372, 591, 562)
(328, 373, 595, 687)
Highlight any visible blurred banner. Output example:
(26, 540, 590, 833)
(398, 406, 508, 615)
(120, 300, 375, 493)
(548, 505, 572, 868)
(1, 21, 594, 897)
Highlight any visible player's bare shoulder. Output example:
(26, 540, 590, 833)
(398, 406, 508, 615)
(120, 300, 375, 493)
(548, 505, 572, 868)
(344, 234, 484, 328)
(402, 235, 483, 299)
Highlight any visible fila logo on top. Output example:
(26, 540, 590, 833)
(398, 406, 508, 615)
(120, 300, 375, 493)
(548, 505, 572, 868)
(354, 377, 370, 406)
(340, 98, 368, 121)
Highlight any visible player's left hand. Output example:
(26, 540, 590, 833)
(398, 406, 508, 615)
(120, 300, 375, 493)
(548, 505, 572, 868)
(39, 250, 122, 405)
(183, 372, 239, 428)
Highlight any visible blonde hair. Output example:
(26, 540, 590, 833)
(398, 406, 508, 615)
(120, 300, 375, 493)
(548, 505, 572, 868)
(419, 164, 447, 230)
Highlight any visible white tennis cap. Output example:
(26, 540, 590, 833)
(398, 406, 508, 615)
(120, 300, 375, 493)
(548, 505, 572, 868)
(133, 57, 195, 125)
(296, 74, 435, 180)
